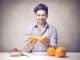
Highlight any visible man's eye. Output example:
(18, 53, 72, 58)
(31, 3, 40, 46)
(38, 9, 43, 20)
(37, 15, 40, 16)
(37, 15, 46, 16)
(42, 15, 46, 16)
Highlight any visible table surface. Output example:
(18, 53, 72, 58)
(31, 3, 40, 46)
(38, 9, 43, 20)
(0, 52, 80, 60)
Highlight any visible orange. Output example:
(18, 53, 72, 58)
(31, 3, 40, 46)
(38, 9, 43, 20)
(30, 35, 47, 41)
(30, 36, 37, 41)
(55, 47, 66, 58)
(39, 35, 47, 41)
(47, 47, 55, 56)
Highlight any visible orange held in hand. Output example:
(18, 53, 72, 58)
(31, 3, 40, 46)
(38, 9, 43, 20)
(30, 36, 37, 41)
(47, 47, 55, 56)
(55, 47, 66, 58)
(30, 35, 47, 41)
(39, 35, 47, 41)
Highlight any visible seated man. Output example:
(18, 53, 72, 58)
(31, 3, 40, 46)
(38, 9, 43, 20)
(24, 3, 57, 52)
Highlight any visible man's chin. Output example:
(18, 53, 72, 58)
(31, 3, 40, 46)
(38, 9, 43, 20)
(38, 21, 45, 24)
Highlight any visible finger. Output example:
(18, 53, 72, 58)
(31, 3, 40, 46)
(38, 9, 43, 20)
(42, 38, 48, 43)
(29, 39, 33, 43)
(32, 40, 37, 43)
(31, 40, 36, 46)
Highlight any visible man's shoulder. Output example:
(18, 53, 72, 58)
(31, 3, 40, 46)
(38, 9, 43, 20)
(48, 24, 57, 33)
(48, 24, 57, 30)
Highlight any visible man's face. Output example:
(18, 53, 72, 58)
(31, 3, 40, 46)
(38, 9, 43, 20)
(35, 10, 48, 24)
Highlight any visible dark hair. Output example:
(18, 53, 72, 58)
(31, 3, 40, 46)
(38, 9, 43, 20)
(34, 3, 48, 15)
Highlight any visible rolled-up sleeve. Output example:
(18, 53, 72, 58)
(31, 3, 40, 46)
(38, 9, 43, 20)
(49, 27, 57, 47)
(24, 26, 33, 46)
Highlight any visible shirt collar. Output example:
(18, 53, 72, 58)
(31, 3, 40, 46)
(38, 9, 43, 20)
(34, 23, 49, 29)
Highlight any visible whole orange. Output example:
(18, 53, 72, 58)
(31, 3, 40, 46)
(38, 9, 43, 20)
(55, 47, 66, 58)
(47, 47, 55, 56)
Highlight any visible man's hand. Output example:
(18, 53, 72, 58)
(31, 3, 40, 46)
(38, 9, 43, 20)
(39, 38, 49, 48)
(24, 38, 37, 52)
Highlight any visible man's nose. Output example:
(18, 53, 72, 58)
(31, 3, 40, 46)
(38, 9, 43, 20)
(39, 16, 43, 19)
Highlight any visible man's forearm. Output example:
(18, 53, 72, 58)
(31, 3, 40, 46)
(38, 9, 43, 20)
(24, 43, 34, 52)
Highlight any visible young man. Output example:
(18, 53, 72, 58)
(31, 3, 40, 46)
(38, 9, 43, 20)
(24, 3, 57, 52)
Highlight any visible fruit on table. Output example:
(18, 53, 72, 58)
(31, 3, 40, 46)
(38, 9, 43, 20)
(47, 47, 56, 56)
(11, 48, 19, 52)
(55, 47, 66, 58)
(11, 48, 20, 56)
(11, 48, 24, 56)
(47, 46, 66, 58)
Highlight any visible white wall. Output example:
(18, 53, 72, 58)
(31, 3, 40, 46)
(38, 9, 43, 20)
(0, 0, 80, 52)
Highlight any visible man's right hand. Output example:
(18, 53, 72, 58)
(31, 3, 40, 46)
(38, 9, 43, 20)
(29, 38, 37, 44)
(24, 38, 37, 52)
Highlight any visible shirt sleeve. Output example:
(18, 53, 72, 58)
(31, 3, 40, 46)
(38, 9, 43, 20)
(49, 27, 57, 47)
(24, 26, 33, 46)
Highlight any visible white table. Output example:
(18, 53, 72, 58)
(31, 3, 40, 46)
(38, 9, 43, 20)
(0, 52, 80, 60)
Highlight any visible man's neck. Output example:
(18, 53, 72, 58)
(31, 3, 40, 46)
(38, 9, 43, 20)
(37, 22, 46, 31)
(37, 22, 46, 28)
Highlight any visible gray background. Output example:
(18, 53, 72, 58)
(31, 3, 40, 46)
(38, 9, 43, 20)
(0, 0, 80, 52)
